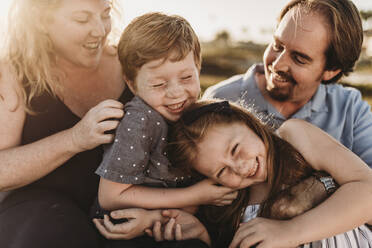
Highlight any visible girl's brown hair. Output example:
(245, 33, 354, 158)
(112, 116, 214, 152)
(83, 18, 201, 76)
(169, 100, 314, 247)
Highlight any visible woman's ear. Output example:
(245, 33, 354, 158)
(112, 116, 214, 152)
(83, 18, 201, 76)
(123, 75, 136, 94)
(322, 68, 341, 82)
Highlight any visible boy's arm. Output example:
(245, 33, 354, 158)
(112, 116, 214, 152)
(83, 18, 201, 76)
(98, 177, 236, 210)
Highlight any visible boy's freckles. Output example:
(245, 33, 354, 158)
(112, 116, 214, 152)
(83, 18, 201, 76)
(132, 51, 200, 122)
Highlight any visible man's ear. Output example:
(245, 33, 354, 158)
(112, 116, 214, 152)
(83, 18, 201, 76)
(322, 68, 341, 82)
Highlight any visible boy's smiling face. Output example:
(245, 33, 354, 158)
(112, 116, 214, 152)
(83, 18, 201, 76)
(128, 51, 201, 122)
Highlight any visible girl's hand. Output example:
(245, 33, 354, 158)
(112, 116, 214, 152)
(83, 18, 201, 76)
(192, 178, 238, 206)
(93, 208, 160, 240)
(145, 209, 211, 246)
(70, 99, 124, 152)
(229, 217, 299, 248)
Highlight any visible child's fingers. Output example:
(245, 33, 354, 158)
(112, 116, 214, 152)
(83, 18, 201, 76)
(221, 191, 238, 201)
(145, 228, 153, 237)
(153, 221, 164, 242)
(175, 223, 183, 240)
(164, 218, 176, 240)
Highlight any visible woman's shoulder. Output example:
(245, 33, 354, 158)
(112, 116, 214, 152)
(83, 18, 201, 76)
(0, 61, 23, 112)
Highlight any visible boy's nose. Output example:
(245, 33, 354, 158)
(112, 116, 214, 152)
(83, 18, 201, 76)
(166, 82, 184, 98)
(90, 18, 106, 38)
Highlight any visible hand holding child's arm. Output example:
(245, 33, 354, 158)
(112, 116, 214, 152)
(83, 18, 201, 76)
(146, 209, 211, 247)
(93, 208, 166, 240)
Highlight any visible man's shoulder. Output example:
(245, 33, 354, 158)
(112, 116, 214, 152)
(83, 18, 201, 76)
(325, 83, 363, 102)
(203, 74, 246, 101)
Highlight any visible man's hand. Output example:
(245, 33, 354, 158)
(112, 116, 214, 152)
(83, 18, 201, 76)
(270, 176, 327, 219)
(229, 217, 299, 248)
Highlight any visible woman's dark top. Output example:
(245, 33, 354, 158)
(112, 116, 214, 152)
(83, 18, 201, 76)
(11, 87, 133, 212)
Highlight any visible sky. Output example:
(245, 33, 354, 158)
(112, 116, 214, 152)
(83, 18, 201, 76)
(1, 0, 372, 43)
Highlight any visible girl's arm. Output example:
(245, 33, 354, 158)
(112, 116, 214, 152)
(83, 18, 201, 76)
(277, 119, 372, 244)
(0, 63, 124, 191)
(98, 177, 237, 210)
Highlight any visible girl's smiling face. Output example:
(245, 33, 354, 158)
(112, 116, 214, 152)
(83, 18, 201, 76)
(193, 122, 268, 189)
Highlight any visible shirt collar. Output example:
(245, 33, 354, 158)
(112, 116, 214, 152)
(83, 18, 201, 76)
(240, 64, 328, 120)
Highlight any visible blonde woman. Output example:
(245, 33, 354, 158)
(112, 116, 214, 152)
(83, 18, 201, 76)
(0, 0, 130, 247)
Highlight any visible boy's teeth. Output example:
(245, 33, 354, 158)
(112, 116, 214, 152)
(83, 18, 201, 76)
(84, 43, 100, 49)
(168, 102, 184, 110)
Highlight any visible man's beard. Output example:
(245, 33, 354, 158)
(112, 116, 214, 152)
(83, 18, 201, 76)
(267, 85, 294, 101)
(266, 70, 296, 102)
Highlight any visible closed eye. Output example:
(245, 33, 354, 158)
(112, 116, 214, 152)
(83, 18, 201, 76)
(217, 167, 226, 178)
(151, 82, 166, 88)
(231, 143, 238, 156)
(181, 75, 192, 81)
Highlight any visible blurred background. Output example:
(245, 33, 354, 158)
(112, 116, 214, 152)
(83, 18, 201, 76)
(1, 0, 372, 103)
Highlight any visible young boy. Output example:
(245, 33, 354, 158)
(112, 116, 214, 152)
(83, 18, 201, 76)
(95, 12, 236, 217)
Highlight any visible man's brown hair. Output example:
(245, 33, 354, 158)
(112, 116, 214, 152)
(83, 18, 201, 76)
(278, 0, 363, 84)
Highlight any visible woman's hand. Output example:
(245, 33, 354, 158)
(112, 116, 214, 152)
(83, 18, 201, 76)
(93, 208, 163, 240)
(192, 179, 238, 206)
(229, 217, 299, 248)
(70, 99, 124, 152)
(146, 209, 211, 246)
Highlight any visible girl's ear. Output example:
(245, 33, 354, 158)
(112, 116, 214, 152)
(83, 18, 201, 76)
(322, 68, 341, 82)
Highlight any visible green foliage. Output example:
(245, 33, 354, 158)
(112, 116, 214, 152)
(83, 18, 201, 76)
(360, 10, 372, 20)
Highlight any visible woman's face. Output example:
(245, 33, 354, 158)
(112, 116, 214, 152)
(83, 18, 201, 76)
(194, 122, 268, 189)
(46, 0, 112, 68)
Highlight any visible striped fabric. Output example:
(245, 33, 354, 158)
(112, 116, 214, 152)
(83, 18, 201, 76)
(242, 204, 372, 248)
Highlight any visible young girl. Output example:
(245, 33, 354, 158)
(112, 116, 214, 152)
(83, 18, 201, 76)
(168, 100, 372, 248)
(94, 13, 236, 228)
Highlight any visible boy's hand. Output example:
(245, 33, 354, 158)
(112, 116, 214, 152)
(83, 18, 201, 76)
(192, 179, 238, 206)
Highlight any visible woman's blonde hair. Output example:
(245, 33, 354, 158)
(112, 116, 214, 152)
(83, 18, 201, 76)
(169, 100, 314, 247)
(2, 0, 122, 113)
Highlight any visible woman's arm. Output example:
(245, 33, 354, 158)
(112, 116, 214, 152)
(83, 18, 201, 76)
(98, 177, 237, 210)
(0, 64, 124, 191)
(93, 208, 166, 240)
(278, 119, 372, 243)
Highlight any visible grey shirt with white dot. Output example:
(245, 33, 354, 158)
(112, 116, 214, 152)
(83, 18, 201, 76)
(96, 96, 189, 188)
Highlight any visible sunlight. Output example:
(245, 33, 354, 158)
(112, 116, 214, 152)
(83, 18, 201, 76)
(0, 0, 12, 37)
